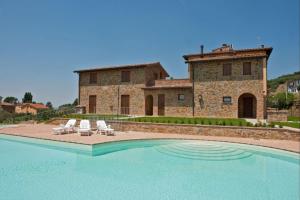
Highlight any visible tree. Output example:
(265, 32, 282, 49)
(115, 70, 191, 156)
(46, 101, 53, 109)
(22, 92, 33, 103)
(3, 96, 18, 104)
(72, 98, 78, 106)
(267, 92, 295, 109)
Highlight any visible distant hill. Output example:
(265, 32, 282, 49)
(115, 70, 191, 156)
(268, 71, 300, 92)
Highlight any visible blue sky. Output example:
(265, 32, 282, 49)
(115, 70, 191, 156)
(0, 0, 299, 106)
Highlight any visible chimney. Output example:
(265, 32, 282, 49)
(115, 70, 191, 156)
(200, 45, 204, 55)
(261, 44, 265, 48)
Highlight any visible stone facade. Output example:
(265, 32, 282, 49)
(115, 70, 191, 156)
(191, 58, 265, 119)
(75, 44, 272, 119)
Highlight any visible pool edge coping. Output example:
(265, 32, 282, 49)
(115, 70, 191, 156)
(1, 132, 299, 154)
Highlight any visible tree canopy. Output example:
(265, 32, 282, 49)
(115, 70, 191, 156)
(22, 92, 33, 103)
(3, 96, 18, 104)
(46, 101, 53, 109)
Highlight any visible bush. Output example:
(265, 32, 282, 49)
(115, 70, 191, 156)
(208, 120, 212, 125)
(229, 122, 233, 126)
(0, 108, 13, 123)
(267, 92, 295, 109)
(239, 121, 243, 126)
(222, 121, 226, 126)
(279, 124, 283, 128)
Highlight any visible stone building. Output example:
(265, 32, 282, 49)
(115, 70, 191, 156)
(74, 44, 272, 119)
(15, 103, 48, 115)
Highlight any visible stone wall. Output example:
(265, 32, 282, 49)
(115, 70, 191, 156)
(48, 119, 300, 141)
(108, 121, 300, 141)
(267, 109, 288, 122)
(192, 57, 266, 119)
(79, 67, 146, 115)
(144, 88, 193, 116)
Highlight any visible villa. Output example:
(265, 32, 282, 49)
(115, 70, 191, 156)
(15, 103, 48, 115)
(74, 44, 272, 119)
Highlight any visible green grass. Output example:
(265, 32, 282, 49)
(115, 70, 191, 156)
(273, 121, 300, 129)
(288, 116, 300, 122)
(126, 116, 248, 126)
(65, 114, 127, 120)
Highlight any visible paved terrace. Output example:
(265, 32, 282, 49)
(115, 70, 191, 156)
(0, 124, 299, 153)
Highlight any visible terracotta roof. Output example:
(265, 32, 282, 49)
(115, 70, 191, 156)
(183, 46, 273, 62)
(0, 102, 16, 107)
(73, 62, 169, 76)
(21, 103, 48, 109)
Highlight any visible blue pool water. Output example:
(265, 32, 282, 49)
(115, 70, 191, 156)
(0, 134, 299, 200)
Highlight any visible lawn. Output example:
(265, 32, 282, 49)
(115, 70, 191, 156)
(126, 116, 248, 126)
(273, 121, 300, 129)
(288, 116, 300, 122)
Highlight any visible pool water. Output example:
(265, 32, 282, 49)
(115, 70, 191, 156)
(0, 135, 299, 200)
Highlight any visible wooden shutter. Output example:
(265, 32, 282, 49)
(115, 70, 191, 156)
(158, 94, 165, 116)
(89, 72, 97, 84)
(121, 95, 130, 114)
(89, 95, 96, 113)
(223, 63, 232, 76)
(243, 62, 251, 75)
(121, 71, 130, 82)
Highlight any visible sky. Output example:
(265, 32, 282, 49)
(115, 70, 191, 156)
(0, 0, 299, 106)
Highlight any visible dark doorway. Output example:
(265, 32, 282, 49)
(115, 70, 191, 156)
(89, 95, 96, 113)
(145, 95, 153, 115)
(238, 93, 257, 118)
(121, 95, 130, 115)
(158, 94, 165, 116)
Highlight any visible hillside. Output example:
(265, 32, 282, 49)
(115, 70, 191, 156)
(268, 71, 300, 92)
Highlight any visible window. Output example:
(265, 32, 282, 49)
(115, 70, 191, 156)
(243, 62, 251, 75)
(121, 71, 130, 82)
(223, 63, 232, 76)
(89, 72, 97, 84)
(223, 96, 232, 104)
(178, 94, 185, 101)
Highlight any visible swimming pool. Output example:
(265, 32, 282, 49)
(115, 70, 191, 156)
(0, 134, 299, 200)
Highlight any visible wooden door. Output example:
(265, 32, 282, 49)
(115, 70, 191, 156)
(121, 95, 130, 115)
(145, 95, 153, 115)
(158, 94, 165, 116)
(89, 95, 96, 113)
(243, 97, 253, 118)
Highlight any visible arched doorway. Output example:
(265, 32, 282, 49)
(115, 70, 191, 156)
(238, 93, 257, 118)
(145, 95, 153, 115)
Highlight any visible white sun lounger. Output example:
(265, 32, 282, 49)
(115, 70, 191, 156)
(78, 120, 92, 136)
(52, 119, 76, 134)
(96, 120, 115, 136)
